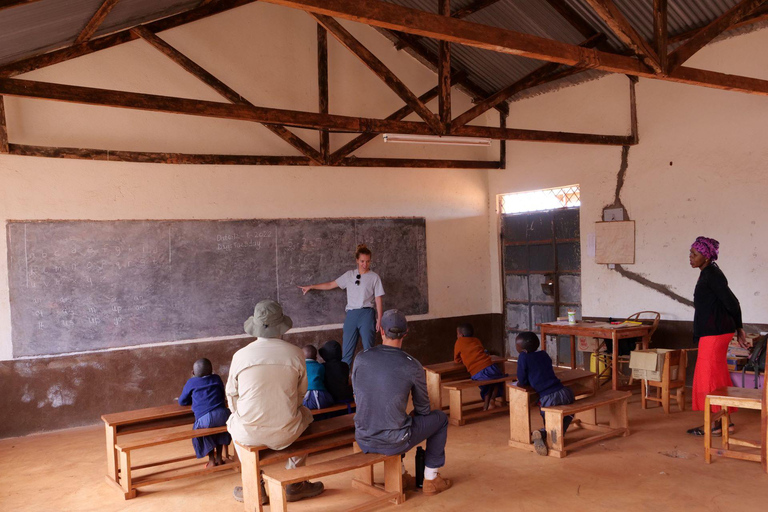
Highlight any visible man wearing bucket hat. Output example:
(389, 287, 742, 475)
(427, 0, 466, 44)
(351, 309, 452, 496)
(226, 300, 323, 505)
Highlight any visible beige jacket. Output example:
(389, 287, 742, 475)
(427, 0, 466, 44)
(226, 337, 313, 449)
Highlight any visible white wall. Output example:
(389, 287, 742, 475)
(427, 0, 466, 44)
(489, 29, 768, 351)
(0, 2, 499, 360)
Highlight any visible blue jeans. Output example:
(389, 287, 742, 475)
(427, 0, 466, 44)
(342, 308, 376, 365)
(359, 410, 449, 469)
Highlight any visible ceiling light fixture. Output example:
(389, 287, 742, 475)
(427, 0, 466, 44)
(382, 134, 492, 146)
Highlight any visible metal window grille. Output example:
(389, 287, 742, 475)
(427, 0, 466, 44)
(499, 185, 580, 214)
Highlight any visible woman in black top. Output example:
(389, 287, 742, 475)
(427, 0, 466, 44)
(687, 236, 747, 435)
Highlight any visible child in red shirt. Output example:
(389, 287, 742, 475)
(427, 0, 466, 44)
(453, 323, 507, 410)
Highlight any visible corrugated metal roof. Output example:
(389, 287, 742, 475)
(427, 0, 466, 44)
(0, 0, 763, 103)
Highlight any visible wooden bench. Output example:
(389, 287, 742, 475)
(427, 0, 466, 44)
(443, 375, 516, 426)
(236, 414, 357, 512)
(507, 368, 597, 453)
(704, 387, 763, 465)
(424, 356, 509, 410)
(311, 402, 356, 417)
(114, 425, 239, 499)
(541, 390, 631, 458)
(262, 444, 404, 512)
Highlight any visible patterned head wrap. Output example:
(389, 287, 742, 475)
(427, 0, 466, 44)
(691, 236, 719, 261)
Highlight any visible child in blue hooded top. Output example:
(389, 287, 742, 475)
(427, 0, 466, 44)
(178, 358, 232, 467)
(302, 345, 335, 410)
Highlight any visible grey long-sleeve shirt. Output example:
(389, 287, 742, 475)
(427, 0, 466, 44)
(351, 344, 430, 453)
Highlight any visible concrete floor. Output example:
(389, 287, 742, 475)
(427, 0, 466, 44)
(1, 392, 766, 512)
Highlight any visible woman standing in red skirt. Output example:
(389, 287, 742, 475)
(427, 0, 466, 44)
(687, 236, 748, 436)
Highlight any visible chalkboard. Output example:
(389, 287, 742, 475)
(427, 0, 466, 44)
(6, 218, 428, 357)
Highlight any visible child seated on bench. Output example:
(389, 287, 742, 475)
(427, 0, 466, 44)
(303, 345, 335, 411)
(454, 323, 508, 411)
(516, 332, 575, 456)
(178, 358, 232, 467)
(318, 340, 354, 414)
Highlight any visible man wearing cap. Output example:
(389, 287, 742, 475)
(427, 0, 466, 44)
(226, 299, 323, 505)
(352, 309, 452, 496)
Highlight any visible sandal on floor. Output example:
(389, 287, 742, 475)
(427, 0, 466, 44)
(711, 423, 735, 436)
(687, 427, 705, 436)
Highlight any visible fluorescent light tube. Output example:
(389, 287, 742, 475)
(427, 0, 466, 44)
(382, 134, 492, 146)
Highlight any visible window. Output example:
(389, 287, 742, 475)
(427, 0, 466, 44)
(499, 185, 580, 214)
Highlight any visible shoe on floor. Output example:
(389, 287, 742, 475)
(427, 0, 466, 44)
(422, 474, 452, 496)
(285, 480, 324, 502)
(532, 429, 548, 456)
(402, 470, 417, 491)
(233, 483, 269, 505)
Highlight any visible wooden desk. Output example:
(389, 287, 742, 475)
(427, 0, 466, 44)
(538, 321, 652, 391)
(424, 356, 507, 411)
(507, 368, 597, 454)
(102, 404, 195, 485)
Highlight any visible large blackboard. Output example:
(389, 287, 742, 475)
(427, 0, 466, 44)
(7, 218, 428, 357)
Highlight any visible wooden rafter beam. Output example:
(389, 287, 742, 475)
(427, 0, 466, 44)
(668, 0, 768, 72)
(0, 0, 261, 78)
(668, 5, 768, 45)
(0, 95, 8, 153)
(653, 0, 668, 73)
(451, 0, 501, 20)
(0, 0, 43, 13)
(311, 13, 443, 134)
(451, 34, 604, 130)
(0, 78, 635, 145)
(329, 71, 464, 163)
(387, 30, 508, 116)
(131, 26, 323, 164)
(7, 144, 500, 168)
(74, 0, 121, 45)
(256, 0, 768, 97)
(317, 24, 329, 161)
(438, 0, 451, 125)
(581, 0, 662, 73)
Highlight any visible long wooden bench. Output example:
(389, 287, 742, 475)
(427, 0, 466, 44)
(443, 375, 516, 426)
(262, 445, 404, 512)
(114, 425, 240, 499)
(423, 356, 509, 410)
(541, 390, 631, 458)
(236, 414, 357, 512)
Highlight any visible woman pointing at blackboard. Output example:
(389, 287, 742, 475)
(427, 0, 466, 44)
(298, 244, 384, 366)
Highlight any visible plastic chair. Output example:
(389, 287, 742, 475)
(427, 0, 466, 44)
(641, 349, 687, 413)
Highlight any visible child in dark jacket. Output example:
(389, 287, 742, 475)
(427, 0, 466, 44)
(302, 345, 336, 410)
(516, 332, 575, 456)
(178, 358, 232, 467)
(318, 340, 354, 404)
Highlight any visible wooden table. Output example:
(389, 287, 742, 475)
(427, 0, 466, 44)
(423, 356, 507, 411)
(507, 368, 598, 454)
(538, 321, 652, 391)
(102, 404, 195, 485)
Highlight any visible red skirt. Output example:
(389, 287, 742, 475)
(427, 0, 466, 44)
(692, 332, 735, 412)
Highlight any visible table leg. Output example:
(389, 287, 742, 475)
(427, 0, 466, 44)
(508, 388, 532, 447)
(105, 423, 118, 482)
(540, 327, 547, 353)
(612, 332, 619, 391)
(570, 335, 576, 369)
(425, 371, 442, 411)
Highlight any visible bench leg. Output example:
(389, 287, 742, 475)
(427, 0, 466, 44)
(704, 398, 713, 463)
(661, 381, 671, 414)
(105, 424, 119, 483)
(238, 447, 263, 512)
(383, 455, 405, 504)
(426, 373, 442, 411)
(353, 443, 374, 486)
(266, 479, 287, 512)
(448, 389, 464, 426)
(721, 410, 730, 450)
(609, 399, 629, 436)
(544, 410, 565, 458)
(118, 450, 136, 499)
